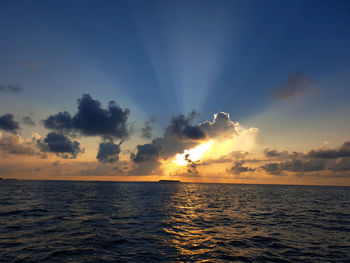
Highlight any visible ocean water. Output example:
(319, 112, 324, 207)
(0, 181, 349, 262)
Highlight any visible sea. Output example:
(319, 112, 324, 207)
(0, 180, 349, 262)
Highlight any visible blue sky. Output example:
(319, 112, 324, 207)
(1, 0, 349, 122)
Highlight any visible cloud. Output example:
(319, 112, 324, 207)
(141, 117, 156, 139)
(38, 132, 84, 159)
(0, 84, 22, 94)
(199, 112, 239, 138)
(131, 112, 205, 168)
(43, 111, 73, 131)
(0, 114, 20, 133)
(73, 94, 129, 139)
(229, 160, 256, 174)
(129, 160, 162, 175)
(79, 161, 130, 176)
(129, 146, 162, 175)
(130, 112, 206, 175)
(200, 151, 249, 166)
(43, 94, 130, 139)
(260, 141, 350, 177)
(183, 153, 200, 176)
(0, 133, 42, 156)
(260, 162, 282, 175)
(264, 148, 306, 161)
(97, 141, 122, 163)
(274, 72, 315, 100)
(164, 111, 206, 140)
(131, 111, 258, 176)
(264, 148, 289, 158)
(308, 141, 350, 159)
(261, 159, 327, 175)
(131, 143, 161, 163)
(42, 94, 130, 161)
(329, 158, 350, 171)
(22, 116, 36, 126)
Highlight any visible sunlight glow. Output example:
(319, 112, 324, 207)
(173, 140, 214, 166)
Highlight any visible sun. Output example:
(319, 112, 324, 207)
(173, 140, 214, 166)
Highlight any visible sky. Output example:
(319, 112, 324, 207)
(0, 0, 350, 185)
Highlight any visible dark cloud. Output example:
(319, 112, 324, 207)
(152, 137, 196, 159)
(43, 111, 73, 131)
(0, 84, 22, 94)
(200, 151, 249, 166)
(43, 94, 130, 139)
(0, 114, 20, 133)
(260, 141, 350, 177)
(132, 143, 161, 163)
(129, 144, 162, 175)
(131, 139, 191, 175)
(274, 72, 315, 100)
(164, 112, 206, 140)
(264, 148, 305, 160)
(38, 132, 83, 159)
(261, 162, 281, 174)
(230, 160, 256, 174)
(329, 158, 350, 171)
(141, 117, 156, 140)
(264, 149, 289, 158)
(261, 159, 327, 174)
(308, 141, 350, 159)
(22, 116, 36, 126)
(97, 141, 122, 163)
(73, 94, 129, 139)
(42, 94, 129, 161)
(184, 154, 199, 175)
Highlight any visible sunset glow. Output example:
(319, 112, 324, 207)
(173, 140, 214, 166)
(0, 0, 349, 186)
(1, 2, 350, 263)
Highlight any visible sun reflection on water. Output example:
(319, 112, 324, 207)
(162, 184, 215, 259)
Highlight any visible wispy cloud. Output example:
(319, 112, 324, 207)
(0, 84, 22, 94)
(274, 72, 315, 100)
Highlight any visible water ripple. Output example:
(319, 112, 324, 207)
(0, 181, 349, 262)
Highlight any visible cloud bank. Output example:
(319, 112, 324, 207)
(261, 141, 350, 177)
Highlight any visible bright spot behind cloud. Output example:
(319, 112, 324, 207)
(171, 123, 258, 169)
(173, 140, 214, 166)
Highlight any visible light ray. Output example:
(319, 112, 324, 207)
(173, 140, 214, 166)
